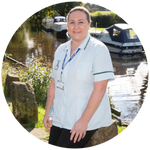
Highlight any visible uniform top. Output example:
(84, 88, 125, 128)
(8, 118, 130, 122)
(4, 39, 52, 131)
(51, 33, 115, 131)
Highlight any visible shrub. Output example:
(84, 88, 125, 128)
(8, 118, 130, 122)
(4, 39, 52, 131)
(16, 58, 52, 107)
(91, 11, 103, 16)
(91, 12, 126, 28)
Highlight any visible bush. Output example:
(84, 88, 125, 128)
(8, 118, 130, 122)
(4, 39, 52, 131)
(91, 12, 126, 28)
(91, 11, 103, 16)
(16, 58, 52, 107)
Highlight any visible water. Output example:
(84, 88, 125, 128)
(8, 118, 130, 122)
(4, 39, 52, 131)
(109, 54, 148, 122)
(5, 21, 148, 123)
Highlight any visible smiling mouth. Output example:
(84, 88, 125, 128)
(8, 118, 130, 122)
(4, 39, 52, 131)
(73, 31, 81, 34)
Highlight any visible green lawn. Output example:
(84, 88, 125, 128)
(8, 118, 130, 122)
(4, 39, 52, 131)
(90, 11, 113, 16)
(117, 125, 126, 134)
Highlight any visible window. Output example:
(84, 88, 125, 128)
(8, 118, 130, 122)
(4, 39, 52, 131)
(126, 29, 137, 39)
(113, 28, 121, 37)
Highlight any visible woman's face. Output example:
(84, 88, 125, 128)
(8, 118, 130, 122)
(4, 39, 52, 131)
(67, 11, 91, 43)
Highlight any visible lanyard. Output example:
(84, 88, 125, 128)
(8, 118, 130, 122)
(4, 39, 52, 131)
(60, 48, 80, 81)
(60, 37, 91, 82)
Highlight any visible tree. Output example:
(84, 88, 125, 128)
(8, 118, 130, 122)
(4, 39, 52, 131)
(51, 2, 83, 16)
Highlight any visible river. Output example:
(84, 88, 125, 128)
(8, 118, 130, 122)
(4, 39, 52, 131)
(5, 21, 148, 123)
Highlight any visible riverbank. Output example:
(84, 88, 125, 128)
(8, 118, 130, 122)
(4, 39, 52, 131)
(6, 96, 49, 142)
(2, 60, 128, 144)
(6, 97, 126, 144)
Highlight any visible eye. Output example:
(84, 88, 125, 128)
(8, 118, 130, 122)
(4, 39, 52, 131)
(79, 21, 83, 24)
(69, 22, 74, 24)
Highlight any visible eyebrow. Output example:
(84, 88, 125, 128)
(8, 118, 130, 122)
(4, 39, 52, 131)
(69, 19, 85, 22)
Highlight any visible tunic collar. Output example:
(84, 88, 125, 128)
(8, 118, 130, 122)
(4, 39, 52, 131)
(64, 33, 91, 52)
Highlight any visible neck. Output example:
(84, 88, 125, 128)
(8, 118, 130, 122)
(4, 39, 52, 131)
(71, 41, 82, 49)
(70, 41, 82, 56)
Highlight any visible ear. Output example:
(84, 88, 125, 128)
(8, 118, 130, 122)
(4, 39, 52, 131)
(88, 22, 91, 30)
(67, 22, 69, 30)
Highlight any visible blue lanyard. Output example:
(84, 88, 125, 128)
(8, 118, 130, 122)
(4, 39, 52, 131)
(60, 37, 91, 81)
(60, 48, 80, 81)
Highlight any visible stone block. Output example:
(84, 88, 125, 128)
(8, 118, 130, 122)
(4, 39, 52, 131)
(11, 82, 38, 124)
(85, 120, 118, 147)
(4, 74, 20, 97)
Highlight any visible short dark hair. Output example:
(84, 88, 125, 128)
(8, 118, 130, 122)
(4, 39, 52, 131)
(66, 6, 91, 23)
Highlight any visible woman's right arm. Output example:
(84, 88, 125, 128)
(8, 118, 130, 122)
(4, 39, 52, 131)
(45, 78, 55, 116)
(43, 78, 55, 131)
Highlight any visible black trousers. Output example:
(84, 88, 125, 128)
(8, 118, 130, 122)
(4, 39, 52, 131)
(49, 125, 97, 148)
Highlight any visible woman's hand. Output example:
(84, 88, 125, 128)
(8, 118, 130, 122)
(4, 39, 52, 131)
(43, 114, 52, 131)
(70, 119, 87, 143)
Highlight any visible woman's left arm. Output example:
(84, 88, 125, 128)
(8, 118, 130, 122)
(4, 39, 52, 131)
(70, 79, 109, 143)
(79, 79, 109, 125)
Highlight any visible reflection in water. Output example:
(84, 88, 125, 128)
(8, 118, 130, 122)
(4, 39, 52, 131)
(5, 21, 148, 123)
(108, 54, 148, 122)
(25, 31, 35, 49)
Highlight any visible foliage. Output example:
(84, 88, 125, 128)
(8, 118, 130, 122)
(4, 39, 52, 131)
(2, 58, 52, 107)
(16, 58, 52, 107)
(1, 61, 16, 91)
(108, 87, 115, 109)
(50, 2, 83, 16)
(84, 3, 109, 12)
(91, 12, 126, 28)
(25, 0, 82, 22)
(117, 125, 129, 137)
(90, 11, 103, 16)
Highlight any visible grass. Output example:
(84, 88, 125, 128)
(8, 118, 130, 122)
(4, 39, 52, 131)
(90, 11, 113, 16)
(4, 59, 126, 141)
(8, 102, 47, 130)
(117, 125, 129, 138)
(7, 101, 49, 141)
(90, 27, 105, 31)
(22, 105, 46, 129)
(7, 100, 126, 143)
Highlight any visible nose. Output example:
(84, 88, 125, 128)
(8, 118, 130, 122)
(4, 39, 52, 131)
(74, 22, 79, 29)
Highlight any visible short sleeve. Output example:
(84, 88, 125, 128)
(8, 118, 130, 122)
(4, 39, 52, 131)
(93, 44, 115, 82)
(51, 70, 54, 78)
(50, 53, 55, 78)
(50, 46, 59, 78)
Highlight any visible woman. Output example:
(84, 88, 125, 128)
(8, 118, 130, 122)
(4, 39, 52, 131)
(43, 6, 115, 148)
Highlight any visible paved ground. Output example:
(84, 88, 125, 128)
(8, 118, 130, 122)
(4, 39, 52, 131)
(26, 128, 49, 143)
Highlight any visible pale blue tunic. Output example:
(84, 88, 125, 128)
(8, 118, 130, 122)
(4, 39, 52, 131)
(51, 33, 115, 130)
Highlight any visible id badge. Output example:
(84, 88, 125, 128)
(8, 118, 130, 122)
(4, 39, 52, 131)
(56, 80, 64, 90)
